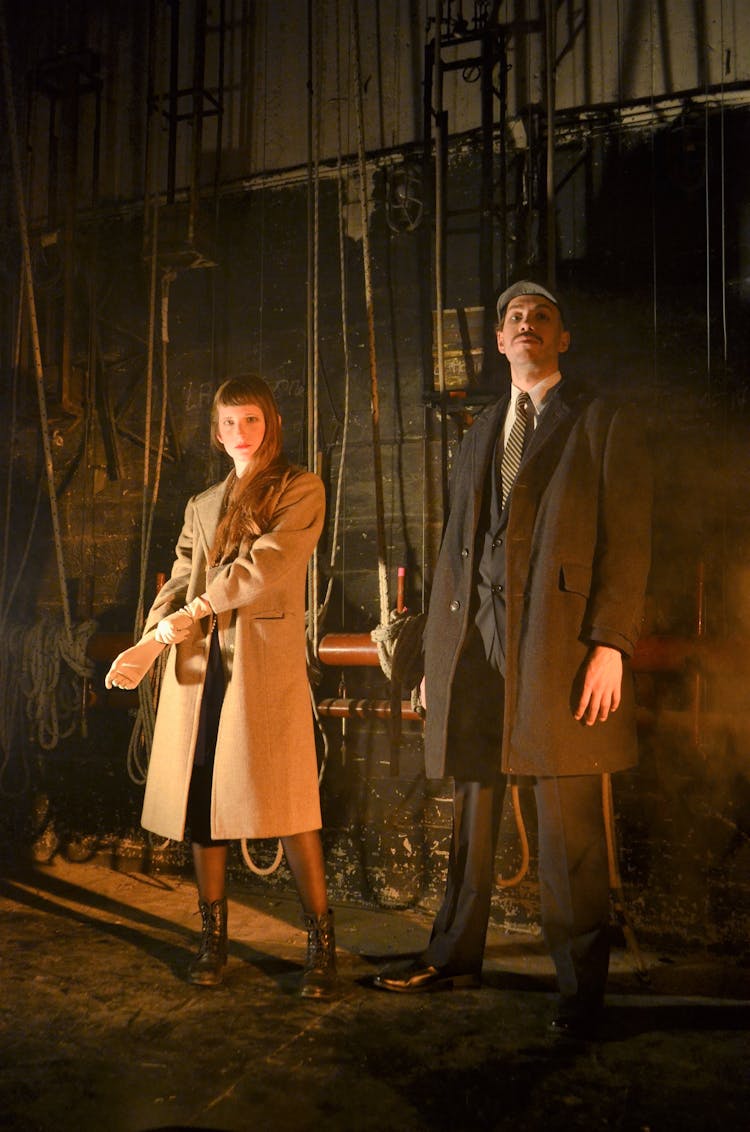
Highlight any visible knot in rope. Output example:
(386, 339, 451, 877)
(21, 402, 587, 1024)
(370, 611, 426, 692)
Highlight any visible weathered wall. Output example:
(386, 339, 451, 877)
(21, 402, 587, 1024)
(2, 147, 749, 951)
(8, 1, 750, 224)
(0, 1, 749, 952)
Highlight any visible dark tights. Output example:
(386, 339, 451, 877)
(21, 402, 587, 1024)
(192, 830, 329, 917)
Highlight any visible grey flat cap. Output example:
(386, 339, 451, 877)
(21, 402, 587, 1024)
(496, 279, 563, 323)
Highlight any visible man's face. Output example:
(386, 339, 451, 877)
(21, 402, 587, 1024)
(496, 296, 570, 374)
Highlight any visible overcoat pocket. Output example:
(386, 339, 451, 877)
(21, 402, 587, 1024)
(558, 562, 592, 597)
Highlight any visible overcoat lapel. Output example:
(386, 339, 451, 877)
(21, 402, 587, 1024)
(469, 396, 508, 519)
(516, 381, 591, 490)
(192, 478, 228, 559)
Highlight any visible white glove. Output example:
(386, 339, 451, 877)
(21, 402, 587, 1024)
(154, 608, 193, 645)
(105, 637, 165, 691)
(154, 594, 214, 645)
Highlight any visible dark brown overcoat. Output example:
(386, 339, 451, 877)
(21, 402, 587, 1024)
(423, 380, 652, 780)
(140, 467, 325, 841)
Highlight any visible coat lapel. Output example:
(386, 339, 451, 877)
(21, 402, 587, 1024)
(192, 477, 229, 559)
(520, 379, 590, 476)
(468, 396, 508, 525)
(471, 397, 508, 484)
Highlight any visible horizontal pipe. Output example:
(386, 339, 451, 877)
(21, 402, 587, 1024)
(89, 630, 724, 674)
(318, 633, 380, 666)
(318, 632, 750, 675)
(317, 697, 422, 721)
(84, 629, 750, 679)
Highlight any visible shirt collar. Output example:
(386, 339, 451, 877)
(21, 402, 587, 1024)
(509, 370, 562, 416)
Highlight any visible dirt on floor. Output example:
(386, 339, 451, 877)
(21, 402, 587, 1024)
(1, 856, 749, 1132)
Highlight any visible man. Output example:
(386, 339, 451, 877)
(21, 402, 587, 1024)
(374, 281, 652, 1036)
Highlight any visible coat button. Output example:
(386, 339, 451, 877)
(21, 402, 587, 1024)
(491, 584, 504, 595)
(461, 547, 469, 558)
(449, 599, 461, 612)
(492, 536, 503, 549)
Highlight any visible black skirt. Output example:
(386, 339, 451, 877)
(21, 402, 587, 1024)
(185, 624, 229, 846)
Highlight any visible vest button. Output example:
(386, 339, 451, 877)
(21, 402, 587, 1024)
(461, 547, 469, 558)
(449, 599, 461, 612)
(491, 584, 504, 595)
(492, 536, 503, 549)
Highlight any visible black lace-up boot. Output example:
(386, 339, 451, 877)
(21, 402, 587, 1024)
(300, 909, 339, 999)
(187, 898, 228, 987)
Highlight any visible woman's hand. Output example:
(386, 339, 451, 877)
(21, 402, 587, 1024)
(105, 637, 165, 690)
(154, 594, 214, 645)
(154, 608, 194, 645)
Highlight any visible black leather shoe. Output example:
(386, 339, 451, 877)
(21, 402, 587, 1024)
(373, 959, 480, 993)
(548, 999, 603, 1039)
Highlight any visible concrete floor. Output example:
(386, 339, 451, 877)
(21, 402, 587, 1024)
(1, 857, 748, 1132)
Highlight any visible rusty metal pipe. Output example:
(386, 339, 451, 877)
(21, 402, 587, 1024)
(317, 698, 422, 722)
(318, 631, 726, 674)
(318, 633, 380, 667)
(87, 630, 747, 676)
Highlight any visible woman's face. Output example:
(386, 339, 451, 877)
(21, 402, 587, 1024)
(215, 401, 266, 475)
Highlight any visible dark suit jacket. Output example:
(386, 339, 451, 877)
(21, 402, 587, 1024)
(423, 378, 653, 779)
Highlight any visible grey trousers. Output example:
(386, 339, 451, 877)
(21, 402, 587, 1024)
(424, 772, 611, 1005)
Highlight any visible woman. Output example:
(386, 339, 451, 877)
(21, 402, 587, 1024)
(105, 376, 337, 998)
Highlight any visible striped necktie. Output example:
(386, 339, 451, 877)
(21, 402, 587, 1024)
(500, 391, 530, 508)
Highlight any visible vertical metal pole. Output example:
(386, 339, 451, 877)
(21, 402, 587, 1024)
(166, 0, 180, 205)
(433, 1, 449, 519)
(306, 0, 315, 471)
(352, 0, 390, 625)
(60, 61, 79, 408)
(693, 560, 705, 748)
(188, 0, 208, 244)
(479, 25, 494, 321)
(544, 0, 557, 286)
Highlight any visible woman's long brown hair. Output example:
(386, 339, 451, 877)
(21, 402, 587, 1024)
(209, 376, 293, 564)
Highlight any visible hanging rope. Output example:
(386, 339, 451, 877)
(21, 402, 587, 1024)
(124, 38, 172, 786)
(242, 836, 285, 877)
(351, 0, 390, 626)
(126, 268, 173, 785)
(495, 782, 531, 888)
(0, 0, 73, 640)
(315, 0, 353, 633)
(0, 266, 24, 637)
(0, 263, 29, 640)
(0, 616, 96, 754)
(370, 610, 427, 713)
(433, 5, 450, 518)
(126, 232, 171, 786)
(0, 4, 101, 787)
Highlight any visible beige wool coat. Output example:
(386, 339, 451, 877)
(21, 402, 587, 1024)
(139, 467, 325, 842)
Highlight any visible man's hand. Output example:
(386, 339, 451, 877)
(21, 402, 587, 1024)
(574, 644, 622, 726)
